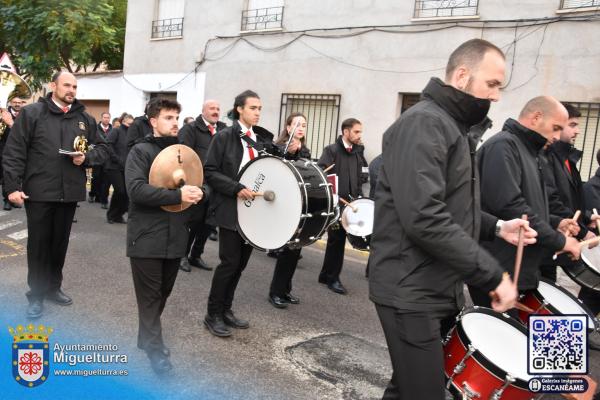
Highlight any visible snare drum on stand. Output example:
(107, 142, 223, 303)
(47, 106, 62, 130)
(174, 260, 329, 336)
(236, 155, 337, 251)
(340, 198, 374, 251)
(443, 307, 537, 400)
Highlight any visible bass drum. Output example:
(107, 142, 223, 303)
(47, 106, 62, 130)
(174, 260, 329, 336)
(236, 155, 336, 251)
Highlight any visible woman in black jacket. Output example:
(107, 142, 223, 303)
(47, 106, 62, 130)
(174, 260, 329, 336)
(268, 112, 311, 308)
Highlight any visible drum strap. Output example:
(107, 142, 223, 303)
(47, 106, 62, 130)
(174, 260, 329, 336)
(239, 132, 257, 149)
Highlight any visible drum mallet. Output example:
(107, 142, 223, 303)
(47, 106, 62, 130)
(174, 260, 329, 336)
(339, 197, 358, 213)
(323, 164, 335, 173)
(253, 190, 276, 202)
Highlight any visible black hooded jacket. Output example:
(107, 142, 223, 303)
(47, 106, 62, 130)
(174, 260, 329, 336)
(2, 93, 109, 202)
(478, 118, 566, 290)
(125, 135, 192, 259)
(368, 77, 503, 312)
(178, 115, 227, 164)
(317, 136, 367, 200)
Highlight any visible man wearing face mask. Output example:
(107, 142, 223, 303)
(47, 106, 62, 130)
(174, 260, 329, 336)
(471, 96, 582, 309)
(125, 98, 203, 374)
(369, 39, 537, 400)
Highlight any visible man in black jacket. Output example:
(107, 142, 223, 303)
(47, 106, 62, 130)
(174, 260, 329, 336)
(203, 90, 279, 337)
(126, 101, 153, 151)
(89, 112, 111, 207)
(585, 150, 600, 217)
(0, 96, 25, 210)
(2, 72, 109, 319)
(126, 99, 203, 374)
(106, 114, 133, 224)
(178, 99, 226, 272)
(369, 39, 534, 400)
(317, 118, 368, 295)
(473, 96, 582, 308)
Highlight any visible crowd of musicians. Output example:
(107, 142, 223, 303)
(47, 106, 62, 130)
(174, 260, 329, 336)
(1, 37, 600, 398)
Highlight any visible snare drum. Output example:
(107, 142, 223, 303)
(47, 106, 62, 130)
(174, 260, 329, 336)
(340, 198, 374, 251)
(444, 307, 536, 400)
(518, 278, 599, 331)
(236, 155, 336, 251)
(562, 245, 600, 291)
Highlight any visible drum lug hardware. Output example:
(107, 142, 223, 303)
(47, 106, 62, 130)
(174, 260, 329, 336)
(442, 329, 453, 346)
(321, 212, 335, 217)
(319, 183, 333, 187)
(302, 182, 312, 187)
(489, 374, 515, 400)
(309, 236, 316, 241)
(461, 382, 481, 399)
(286, 239, 300, 246)
(300, 213, 313, 219)
(446, 343, 475, 389)
(304, 161, 312, 167)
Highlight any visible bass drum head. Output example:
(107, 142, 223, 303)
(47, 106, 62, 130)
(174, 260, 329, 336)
(537, 280, 596, 328)
(237, 157, 302, 250)
(341, 198, 374, 237)
(460, 310, 532, 383)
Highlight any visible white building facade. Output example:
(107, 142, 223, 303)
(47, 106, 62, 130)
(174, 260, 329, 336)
(85, 0, 600, 177)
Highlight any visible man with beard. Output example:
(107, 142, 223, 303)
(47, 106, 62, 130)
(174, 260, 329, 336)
(178, 99, 226, 272)
(2, 72, 109, 318)
(369, 39, 536, 399)
(0, 96, 26, 210)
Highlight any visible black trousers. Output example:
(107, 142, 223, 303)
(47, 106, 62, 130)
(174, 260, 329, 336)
(375, 304, 456, 400)
(185, 200, 213, 259)
(270, 247, 302, 296)
(130, 257, 179, 353)
(90, 166, 109, 204)
(24, 201, 77, 301)
(106, 170, 128, 221)
(319, 224, 347, 283)
(207, 228, 253, 315)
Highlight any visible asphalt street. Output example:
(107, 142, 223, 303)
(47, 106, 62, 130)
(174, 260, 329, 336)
(1, 202, 599, 399)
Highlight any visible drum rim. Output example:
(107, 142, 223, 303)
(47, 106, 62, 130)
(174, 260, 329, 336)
(533, 278, 599, 331)
(561, 262, 600, 291)
(309, 158, 335, 241)
(235, 155, 309, 251)
(454, 306, 531, 389)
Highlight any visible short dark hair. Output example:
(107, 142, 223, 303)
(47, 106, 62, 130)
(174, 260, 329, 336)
(51, 71, 64, 83)
(445, 39, 505, 80)
(341, 118, 361, 134)
(146, 98, 181, 119)
(562, 102, 582, 119)
(232, 90, 259, 120)
(100, 112, 110, 118)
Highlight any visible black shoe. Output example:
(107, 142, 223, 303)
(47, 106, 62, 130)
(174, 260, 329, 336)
(223, 309, 249, 329)
(179, 260, 191, 272)
(269, 295, 288, 309)
(101, 203, 108, 209)
(208, 232, 218, 241)
(327, 280, 347, 295)
(188, 257, 212, 271)
(147, 350, 173, 374)
(3, 200, 11, 211)
(318, 275, 329, 285)
(46, 289, 73, 305)
(88, 195, 95, 203)
(203, 314, 232, 337)
(107, 217, 126, 224)
(283, 293, 300, 304)
(27, 300, 43, 319)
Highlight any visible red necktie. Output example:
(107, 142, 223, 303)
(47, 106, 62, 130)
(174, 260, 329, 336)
(245, 130, 255, 160)
(208, 124, 215, 136)
(62, 106, 69, 113)
(565, 159, 572, 175)
(346, 146, 352, 153)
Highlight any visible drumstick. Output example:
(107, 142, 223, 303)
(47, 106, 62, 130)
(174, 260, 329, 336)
(512, 214, 527, 288)
(553, 210, 582, 260)
(339, 197, 358, 212)
(323, 164, 335, 173)
(579, 235, 600, 249)
(252, 191, 276, 201)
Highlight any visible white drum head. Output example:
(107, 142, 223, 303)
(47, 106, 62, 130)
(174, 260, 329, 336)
(237, 157, 302, 250)
(537, 281, 594, 326)
(581, 245, 600, 274)
(461, 312, 532, 381)
(341, 199, 374, 237)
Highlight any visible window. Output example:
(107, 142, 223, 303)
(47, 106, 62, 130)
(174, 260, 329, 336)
(242, 0, 284, 31)
(560, 0, 600, 9)
(399, 93, 421, 117)
(413, 0, 479, 18)
(152, 0, 184, 39)
(569, 102, 600, 180)
(279, 94, 341, 159)
(149, 92, 178, 101)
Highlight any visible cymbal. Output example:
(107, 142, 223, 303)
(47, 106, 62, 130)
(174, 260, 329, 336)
(149, 144, 203, 212)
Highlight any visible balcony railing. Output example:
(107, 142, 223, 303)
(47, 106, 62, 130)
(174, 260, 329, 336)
(241, 6, 283, 31)
(414, 0, 478, 18)
(560, 0, 600, 9)
(151, 17, 184, 39)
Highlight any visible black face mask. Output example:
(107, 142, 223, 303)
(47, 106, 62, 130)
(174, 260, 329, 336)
(153, 136, 178, 149)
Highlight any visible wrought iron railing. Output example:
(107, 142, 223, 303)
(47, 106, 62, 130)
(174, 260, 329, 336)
(560, 0, 600, 9)
(413, 0, 478, 18)
(241, 6, 284, 31)
(151, 18, 184, 39)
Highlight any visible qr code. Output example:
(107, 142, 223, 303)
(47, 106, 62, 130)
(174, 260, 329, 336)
(528, 315, 587, 374)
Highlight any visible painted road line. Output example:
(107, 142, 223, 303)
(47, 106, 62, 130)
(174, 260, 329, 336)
(7, 229, 28, 240)
(0, 220, 22, 231)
